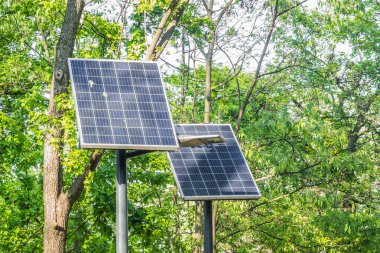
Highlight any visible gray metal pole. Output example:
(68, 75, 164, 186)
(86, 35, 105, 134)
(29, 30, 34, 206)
(204, 200, 213, 253)
(116, 150, 128, 253)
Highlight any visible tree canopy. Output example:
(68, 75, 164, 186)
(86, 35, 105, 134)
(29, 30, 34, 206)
(0, 0, 379, 252)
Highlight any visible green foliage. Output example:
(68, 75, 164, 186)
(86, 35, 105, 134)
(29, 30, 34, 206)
(0, 0, 379, 252)
(0, 2, 50, 251)
(77, 13, 123, 59)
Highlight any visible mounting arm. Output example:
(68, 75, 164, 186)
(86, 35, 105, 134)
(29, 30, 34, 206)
(177, 135, 225, 147)
(124, 135, 225, 158)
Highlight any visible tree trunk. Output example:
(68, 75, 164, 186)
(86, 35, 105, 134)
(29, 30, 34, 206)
(204, 58, 212, 124)
(192, 56, 197, 122)
(193, 202, 203, 253)
(180, 31, 188, 123)
(43, 191, 70, 252)
(43, 0, 84, 252)
(212, 201, 218, 253)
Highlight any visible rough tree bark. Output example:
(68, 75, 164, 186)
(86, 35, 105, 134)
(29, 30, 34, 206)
(43, 0, 87, 252)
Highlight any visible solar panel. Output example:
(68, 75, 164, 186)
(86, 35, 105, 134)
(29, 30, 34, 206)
(68, 59, 179, 151)
(168, 124, 260, 200)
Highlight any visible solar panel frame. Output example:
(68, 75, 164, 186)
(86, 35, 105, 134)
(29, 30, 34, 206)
(168, 124, 261, 201)
(68, 58, 180, 151)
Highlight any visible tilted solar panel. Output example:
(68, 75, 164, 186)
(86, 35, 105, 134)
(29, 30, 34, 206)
(168, 124, 260, 200)
(68, 59, 179, 151)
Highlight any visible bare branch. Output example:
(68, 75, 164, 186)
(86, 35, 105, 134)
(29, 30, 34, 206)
(200, 0, 208, 11)
(277, 0, 308, 17)
(255, 174, 275, 182)
(251, 185, 305, 210)
(37, 19, 52, 66)
(258, 64, 300, 78)
(214, 0, 233, 27)
(217, 220, 275, 244)
(236, 0, 279, 132)
(258, 229, 318, 249)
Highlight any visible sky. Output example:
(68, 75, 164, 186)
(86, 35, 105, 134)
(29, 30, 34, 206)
(85, 0, 351, 74)
(157, 0, 322, 73)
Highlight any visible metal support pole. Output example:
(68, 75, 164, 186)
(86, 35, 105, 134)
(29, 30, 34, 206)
(116, 150, 128, 253)
(204, 200, 213, 253)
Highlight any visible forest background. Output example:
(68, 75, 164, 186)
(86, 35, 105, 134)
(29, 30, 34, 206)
(0, 0, 379, 252)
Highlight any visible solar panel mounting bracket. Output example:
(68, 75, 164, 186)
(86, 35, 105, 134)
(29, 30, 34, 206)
(123, 135, 225, 159)
(177, 134, 225, 147)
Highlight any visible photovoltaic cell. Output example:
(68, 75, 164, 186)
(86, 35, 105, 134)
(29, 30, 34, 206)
(168, 124, 261, 200)
(68, 59, 179, 151)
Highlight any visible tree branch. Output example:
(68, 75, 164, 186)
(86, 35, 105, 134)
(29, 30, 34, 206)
(277, 0, 308, 17)
(68, 150, 103, 206)
(255, 174, 275, 182)
(217, 219, 275, 244)
(38, 19, 52, 67)
(150, 0, 189, 61)
(236, 1, 278, 132)
(144, 0, 180, 60)
(251, 185, 305, 210)
(214, 0, 233, 28)
(258, 64, 301, 78)
(200, 0, 209, 11)
(279, 147, 351, 176)
(258, 229, 317, 249)
(236, 0, 308, 132)
(12, 223, 43, 253)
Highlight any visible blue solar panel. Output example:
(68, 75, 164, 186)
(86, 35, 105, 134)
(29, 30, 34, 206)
(68, 59, 179, 151)
(168, 124, 260, 200)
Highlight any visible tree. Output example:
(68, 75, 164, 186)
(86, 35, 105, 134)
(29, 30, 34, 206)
(236, 0, 308, 132)
(42, 1, 87, 251)
(181, 1, 237, 251)
(41, 0, 188, 251)
(225, 0, 380, 251)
